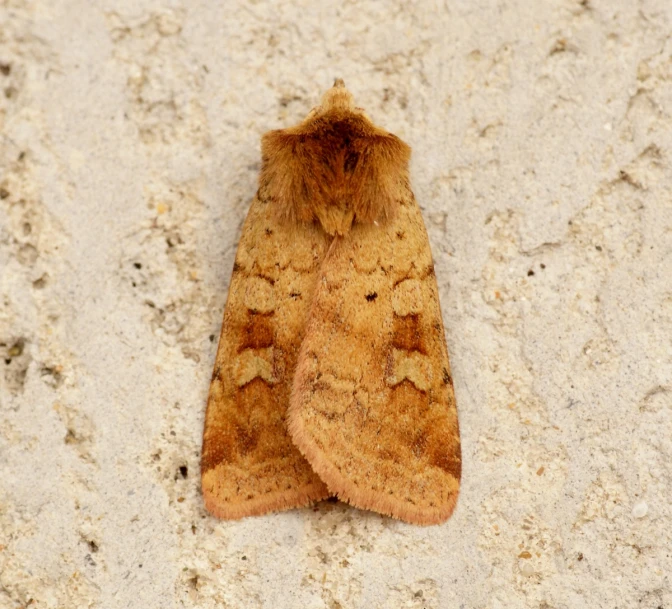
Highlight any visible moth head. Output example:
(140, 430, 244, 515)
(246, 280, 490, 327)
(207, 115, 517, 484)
(260, 80, 411, 236)
(319, 78, 354, 112)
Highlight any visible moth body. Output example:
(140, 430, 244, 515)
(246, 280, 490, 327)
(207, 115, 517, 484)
(202, 80, 461, 525)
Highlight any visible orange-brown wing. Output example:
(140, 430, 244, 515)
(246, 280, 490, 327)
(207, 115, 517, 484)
(288, 189, 461, 525)
(201, 192, 331, 519)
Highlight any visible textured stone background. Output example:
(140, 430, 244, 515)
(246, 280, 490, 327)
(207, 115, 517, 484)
(1, 1, 671, 607)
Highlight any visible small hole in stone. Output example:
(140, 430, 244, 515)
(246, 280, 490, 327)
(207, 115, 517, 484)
(33, 275, 48, 289)
(8, 340, 24, 358)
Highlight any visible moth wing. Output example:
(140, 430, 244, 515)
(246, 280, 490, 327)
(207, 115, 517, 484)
(201, 193, 331, 519)
(288, 192, 461, 525)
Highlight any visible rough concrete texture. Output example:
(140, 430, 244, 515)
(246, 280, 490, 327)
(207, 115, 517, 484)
(1, 1, 671, 607)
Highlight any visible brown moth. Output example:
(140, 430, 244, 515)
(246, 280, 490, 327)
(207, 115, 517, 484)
(201, 80, 461, 525)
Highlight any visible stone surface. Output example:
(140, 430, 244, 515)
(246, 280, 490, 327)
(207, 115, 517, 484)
(1, 1, 671, 607)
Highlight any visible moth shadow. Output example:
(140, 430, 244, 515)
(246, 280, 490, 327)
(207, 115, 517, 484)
(310, 496, 346, 515)
(309, 497, 393, 527)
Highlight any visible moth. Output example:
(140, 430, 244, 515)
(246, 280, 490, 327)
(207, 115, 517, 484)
(201, 80, 461, 525)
